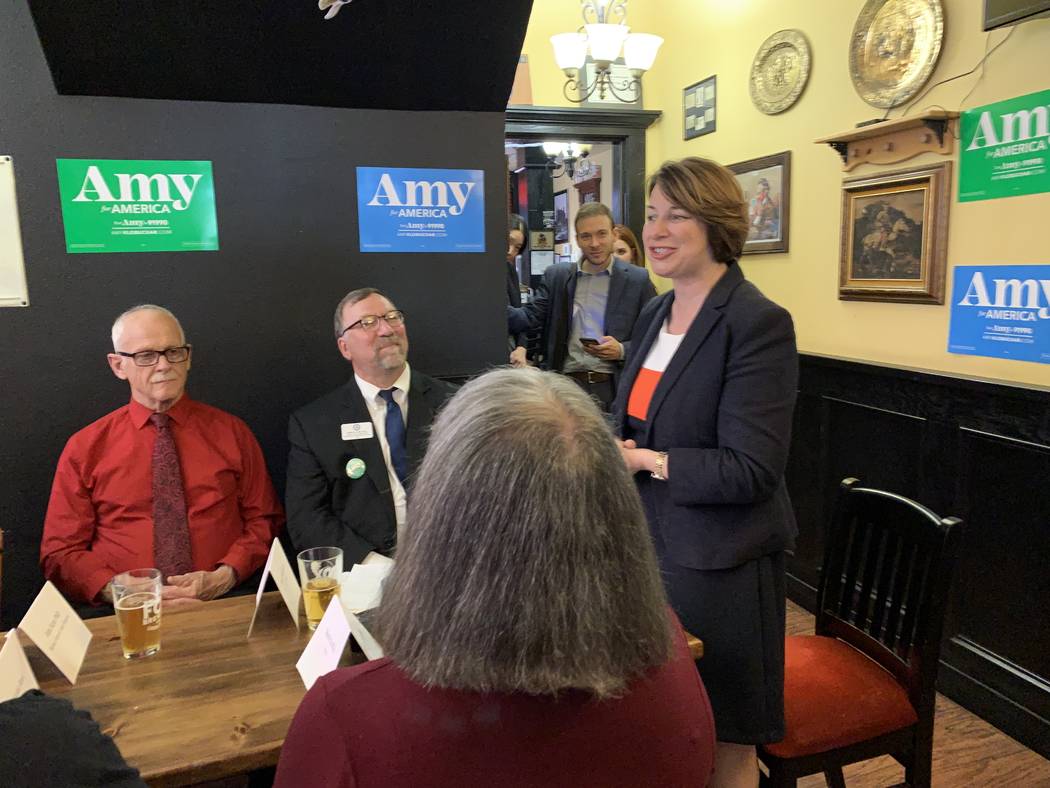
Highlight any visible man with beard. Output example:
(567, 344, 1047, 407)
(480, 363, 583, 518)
(508, 202, 655, 412)
(286, 288, 454, 564)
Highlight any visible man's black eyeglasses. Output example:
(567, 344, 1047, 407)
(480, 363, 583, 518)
(338, 310, 406, 337)
(114, 345, 192, 367)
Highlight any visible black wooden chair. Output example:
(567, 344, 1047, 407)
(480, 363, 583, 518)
(759, 478, 963, 788)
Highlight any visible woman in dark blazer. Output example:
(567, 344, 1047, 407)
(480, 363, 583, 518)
(507, 213, 529, 367)
(615, 157, 798, 788)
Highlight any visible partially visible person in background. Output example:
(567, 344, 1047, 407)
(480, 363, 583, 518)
(613, 223, 646, 268)
(275, 367, 716, 788)
(507, 203, 656, 412)
(0, 690, 146, 788)
(507, 213, 529, 367)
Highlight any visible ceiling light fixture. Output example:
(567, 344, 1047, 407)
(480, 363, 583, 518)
(543, 142, 593, 179)
(550, 1, 663, 104)
(318, 0, 354, 20)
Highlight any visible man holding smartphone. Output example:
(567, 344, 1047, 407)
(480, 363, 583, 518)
(508, 202, 656, 411)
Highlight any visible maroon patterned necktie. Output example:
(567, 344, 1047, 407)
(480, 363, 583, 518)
(150, 412, 193, 578)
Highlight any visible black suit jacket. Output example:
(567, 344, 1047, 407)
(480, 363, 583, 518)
(506, 262, 527, 349)
(508, 257, 656, 376)
(285, 370, 454, 563)
(613, 264, 799, 571)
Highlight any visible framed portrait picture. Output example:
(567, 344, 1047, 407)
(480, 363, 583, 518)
(530, 230, 554, 251)
(728, 151, 791, 255)
(683, 75, 716, 140)
(553, 190, 569, 244)
(839, 162, 951, 304)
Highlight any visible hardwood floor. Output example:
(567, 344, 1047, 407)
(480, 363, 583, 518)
(784, 601, 1050, 787)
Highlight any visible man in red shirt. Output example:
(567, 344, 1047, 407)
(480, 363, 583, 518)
(40, 305, 284, 607)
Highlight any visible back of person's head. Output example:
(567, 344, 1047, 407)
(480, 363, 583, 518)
(376, 367, 671, 698)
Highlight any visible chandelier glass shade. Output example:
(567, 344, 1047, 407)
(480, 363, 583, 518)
(550, 1, 663, 103)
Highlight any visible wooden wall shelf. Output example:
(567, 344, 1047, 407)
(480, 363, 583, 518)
(815, 111, 959, 171)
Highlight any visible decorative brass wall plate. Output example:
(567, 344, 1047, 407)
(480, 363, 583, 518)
(749, 29, 811, 115)
(849, 0, 944, 109)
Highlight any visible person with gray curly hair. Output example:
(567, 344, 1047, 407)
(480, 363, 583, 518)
(275, 367, 715, 788)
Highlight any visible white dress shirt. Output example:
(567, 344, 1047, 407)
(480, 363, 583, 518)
(353, 364, 411, 565)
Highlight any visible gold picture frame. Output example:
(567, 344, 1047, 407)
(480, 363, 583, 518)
(839, 162, 950, 303)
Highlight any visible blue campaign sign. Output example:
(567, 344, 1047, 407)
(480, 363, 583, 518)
(356, 167, 485, 253)
(948, 265, 1050, 364)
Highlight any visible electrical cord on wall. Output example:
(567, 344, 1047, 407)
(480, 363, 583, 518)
(885, 27, 1017, 121)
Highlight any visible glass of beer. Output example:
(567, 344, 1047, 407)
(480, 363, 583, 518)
(111, 568, 162, 659)
(297, 547, 343, 630)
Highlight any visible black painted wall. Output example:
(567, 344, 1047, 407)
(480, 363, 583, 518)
(0, 2, 508, 626)
(786, 353, 1050, 759)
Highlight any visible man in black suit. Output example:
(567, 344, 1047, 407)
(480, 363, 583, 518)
(286, 288, 453, 565)
(508, 202, 656, 411)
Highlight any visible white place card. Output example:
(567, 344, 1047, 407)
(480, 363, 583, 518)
(0, 630, 39, 702)
(295, 598, 351, 690)
(247, 537, 302, 637)
(17, 581, 92, 684)
(346, 611, 384, 661)
(338, 562, 392, 614)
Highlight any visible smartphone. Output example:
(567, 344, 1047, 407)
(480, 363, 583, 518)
(580, 338, 599, 346)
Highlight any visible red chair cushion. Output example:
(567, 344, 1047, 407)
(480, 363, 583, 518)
(764, 635, 919, 758)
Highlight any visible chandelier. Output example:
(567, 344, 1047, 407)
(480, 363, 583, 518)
(550, 1, 663, 104)
(543, 142, 593, 179)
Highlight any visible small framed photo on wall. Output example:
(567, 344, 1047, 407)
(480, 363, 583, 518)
(530, 230, 554, 251)
(553, 190, 570, 244)
(684, 75, 716, 140)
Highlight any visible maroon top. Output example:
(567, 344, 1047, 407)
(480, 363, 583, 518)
(41, 396, 284, 603)
(275, 625, 715, 788)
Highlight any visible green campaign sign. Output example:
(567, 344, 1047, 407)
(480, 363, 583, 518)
(959, 89, 1050, 203)
(56, 159, 219, 253)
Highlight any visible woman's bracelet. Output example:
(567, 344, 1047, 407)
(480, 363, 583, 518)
(651, 451, 669, 481)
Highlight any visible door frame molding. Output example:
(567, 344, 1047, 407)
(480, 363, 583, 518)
(505, 106, 661, 235)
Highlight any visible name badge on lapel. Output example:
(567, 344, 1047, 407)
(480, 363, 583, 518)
(341, 422, 374, 441)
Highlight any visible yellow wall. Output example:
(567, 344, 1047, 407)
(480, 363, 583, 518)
(520, 0, 1050, 387)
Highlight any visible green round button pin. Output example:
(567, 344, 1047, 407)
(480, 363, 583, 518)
(345, 457, 366, 479)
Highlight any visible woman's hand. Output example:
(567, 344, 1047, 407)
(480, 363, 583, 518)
(617, 439, 665, 476)
(509, 346, 528, 367)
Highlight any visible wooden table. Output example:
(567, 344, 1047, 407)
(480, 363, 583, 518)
(23, 592, 334, 786)
(19, 594, 701, 785)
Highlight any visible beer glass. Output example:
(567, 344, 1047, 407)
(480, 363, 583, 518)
(297, 547, 343, 630)
(112, 568, 162, 659)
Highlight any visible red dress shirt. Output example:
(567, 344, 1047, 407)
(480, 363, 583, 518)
(274, 624, 716, 788)
(41, 396, 284, 604)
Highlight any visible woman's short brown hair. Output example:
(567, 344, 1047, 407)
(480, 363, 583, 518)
(647, 157, 749, 264)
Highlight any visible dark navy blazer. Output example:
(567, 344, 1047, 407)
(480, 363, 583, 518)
(612, 264, 799, 571)
(508, 257, 656, 377)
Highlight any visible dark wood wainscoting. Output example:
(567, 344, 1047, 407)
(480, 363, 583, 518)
(786, 354, 1050, 759)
